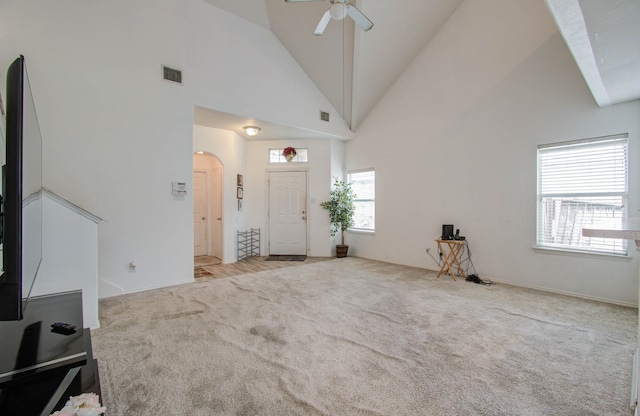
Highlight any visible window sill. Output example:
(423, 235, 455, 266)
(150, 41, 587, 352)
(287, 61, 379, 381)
(532, 245, 631, 262)
(348, 229, 375, 235)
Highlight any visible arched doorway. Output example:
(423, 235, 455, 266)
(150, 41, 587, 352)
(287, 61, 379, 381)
(193, 152, 223, 263)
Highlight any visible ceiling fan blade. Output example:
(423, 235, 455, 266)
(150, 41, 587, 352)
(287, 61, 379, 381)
(345, 3, 373, 31)
(314, 10, 332, 36)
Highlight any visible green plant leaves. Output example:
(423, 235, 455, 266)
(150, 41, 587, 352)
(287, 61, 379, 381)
(320, 179, 356, 245)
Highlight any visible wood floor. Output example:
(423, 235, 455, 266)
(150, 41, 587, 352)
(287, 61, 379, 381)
(195, 256, 335, 281)
(194, 255, 221, 267)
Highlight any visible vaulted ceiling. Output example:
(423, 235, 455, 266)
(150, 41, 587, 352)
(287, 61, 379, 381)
(198, 0, 640, 139)
(546, 0, 640, 107)
(199, 0, 464, 136)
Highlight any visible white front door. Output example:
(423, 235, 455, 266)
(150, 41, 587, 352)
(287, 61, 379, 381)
(269, 171, 307, 255)
(193, 170, 209, 256)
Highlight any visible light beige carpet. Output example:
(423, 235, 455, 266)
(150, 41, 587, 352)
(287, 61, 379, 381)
(91, 257, 637, 415)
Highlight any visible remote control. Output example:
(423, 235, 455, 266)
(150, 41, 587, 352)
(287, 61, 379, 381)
(51, 322, 77, 335)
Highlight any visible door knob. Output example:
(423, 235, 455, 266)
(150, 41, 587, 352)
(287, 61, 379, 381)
(217, 217, 222, 220)
(202, 217, 205, 220)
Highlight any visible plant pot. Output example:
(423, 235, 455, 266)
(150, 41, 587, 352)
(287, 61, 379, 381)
(336, 245, 349, 258)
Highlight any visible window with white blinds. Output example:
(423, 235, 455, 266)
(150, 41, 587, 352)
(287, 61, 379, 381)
(347, 169, 375, 231)
(536, 134, 628, 255)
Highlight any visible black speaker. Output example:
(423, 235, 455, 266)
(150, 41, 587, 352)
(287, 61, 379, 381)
(442, 224, 454, 240)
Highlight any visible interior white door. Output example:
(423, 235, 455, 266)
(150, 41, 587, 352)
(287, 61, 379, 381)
(212, 160, 223, 259)
(193, 170, 209, 257)
(269, 171, 307, 255)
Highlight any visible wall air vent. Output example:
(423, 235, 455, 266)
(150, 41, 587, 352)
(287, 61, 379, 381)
(320, 111, 330, 122)
(162, 65, 182, 85)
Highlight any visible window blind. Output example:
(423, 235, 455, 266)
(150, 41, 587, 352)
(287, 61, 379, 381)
(348, 169, 375, 231)
(537, 135, 628, 255)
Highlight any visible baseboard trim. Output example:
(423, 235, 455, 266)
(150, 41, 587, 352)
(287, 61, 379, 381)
(101, 278, 194, 299)
(483, 276, 637, 308)
(98, 277, 124, 298)
(352, 255, 637, 308)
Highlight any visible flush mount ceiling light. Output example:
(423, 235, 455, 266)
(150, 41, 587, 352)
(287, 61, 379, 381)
(244, 126, 261, 137)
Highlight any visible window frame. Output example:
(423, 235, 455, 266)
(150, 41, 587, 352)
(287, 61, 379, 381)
(269, 148, 308, 163)
(347, 168, 375, 233)
(536, 134, 629, 256)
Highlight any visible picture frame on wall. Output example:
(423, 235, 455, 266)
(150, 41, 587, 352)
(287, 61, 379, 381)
(238, 199, 243, 211)
(237, 187, 243, 199)
(237, 174, 243, 187)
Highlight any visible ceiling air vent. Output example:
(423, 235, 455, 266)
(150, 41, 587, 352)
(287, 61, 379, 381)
(162, 65, 182, 85)
(320, 111, 330, 122)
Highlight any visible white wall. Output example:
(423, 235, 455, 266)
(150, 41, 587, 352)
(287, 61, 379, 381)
(347, 0, 640, 306)
(0, 0, 350, 297)
(246, 139, 341, 257)
(4, 0, 636, 306)
(193, 125, 247, 264)
(33, 191, 100, 329)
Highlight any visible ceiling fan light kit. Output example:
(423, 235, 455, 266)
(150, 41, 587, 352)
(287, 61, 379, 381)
(284, 0, 373, 36)
(329, 4, 347, 20)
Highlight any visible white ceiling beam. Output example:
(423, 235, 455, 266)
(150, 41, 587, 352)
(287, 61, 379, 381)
(545, 0, 612, 106)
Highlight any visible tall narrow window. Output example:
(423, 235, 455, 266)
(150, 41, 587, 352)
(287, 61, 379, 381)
(347, 169, 375, 232)
(537, 134, 628, 255)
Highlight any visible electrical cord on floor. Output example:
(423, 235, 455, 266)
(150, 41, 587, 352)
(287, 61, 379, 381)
(458, 241, 475, 275)
(426, 239, 493, 285)
(425, 247, 443, 267)
(460, 241, 494, 286)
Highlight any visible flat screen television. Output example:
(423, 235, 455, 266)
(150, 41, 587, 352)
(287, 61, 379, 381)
(0, 55, 43, 321)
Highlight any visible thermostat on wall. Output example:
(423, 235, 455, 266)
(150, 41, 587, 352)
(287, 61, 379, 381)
(172, 181, 187, 201)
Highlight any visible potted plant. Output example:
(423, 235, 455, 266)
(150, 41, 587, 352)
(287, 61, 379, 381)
(320, 178, 356, 258)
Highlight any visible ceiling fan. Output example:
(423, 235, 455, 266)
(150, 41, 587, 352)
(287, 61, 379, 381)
(284, 0, 374, 36)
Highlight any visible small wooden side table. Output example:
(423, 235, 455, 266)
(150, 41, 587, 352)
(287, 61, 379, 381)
(435, 239, 467, 281)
